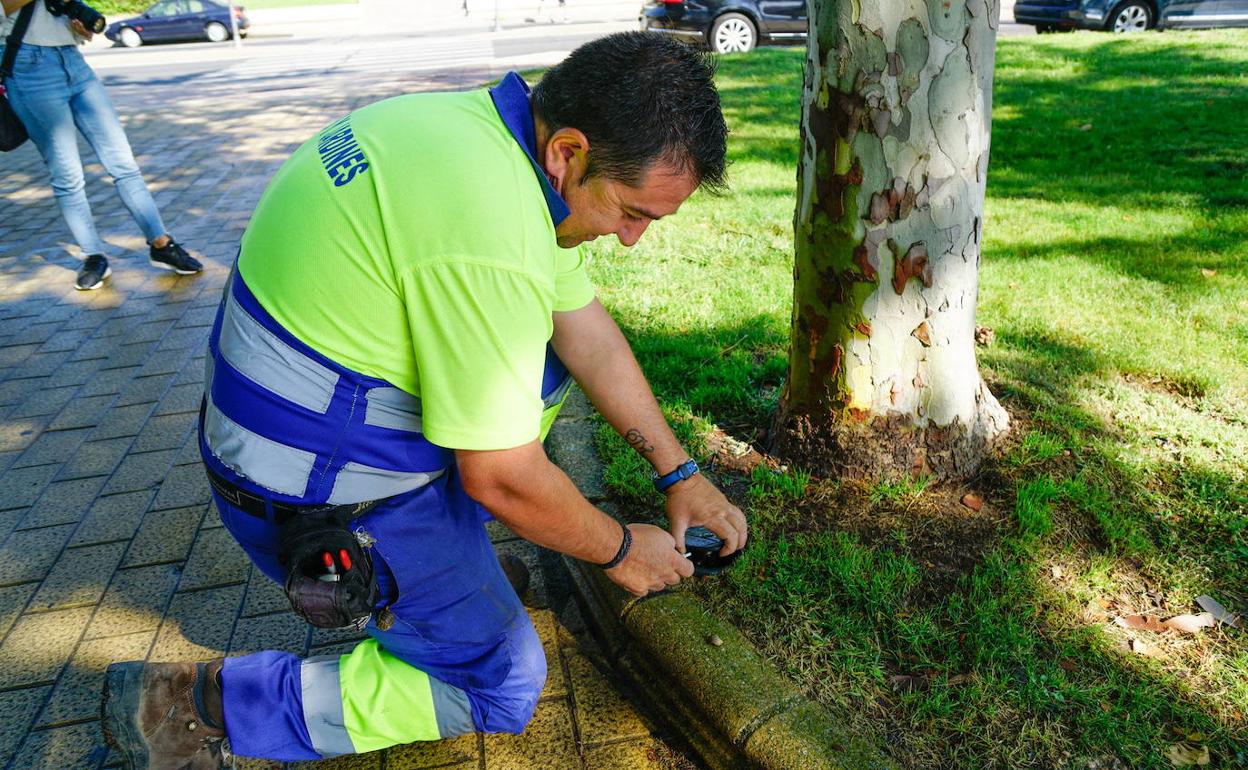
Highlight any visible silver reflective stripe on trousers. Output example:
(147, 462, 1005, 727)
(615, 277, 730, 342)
(430, 678, 475, 738)
(300, 655, 355, 758)
(203, 398, 316, 498)
(543, 375, 573, 409)
(218, 291, 340, 414)
(363, 387, 423, 432)
(327, 462, 444, 505)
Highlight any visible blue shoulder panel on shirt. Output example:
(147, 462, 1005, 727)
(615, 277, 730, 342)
(488, 72, 571, 228)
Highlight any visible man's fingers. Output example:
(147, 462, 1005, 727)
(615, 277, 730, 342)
(675, 553, 695, 578)
(723, 505, 748, 554)
(671, 520, 688, 554)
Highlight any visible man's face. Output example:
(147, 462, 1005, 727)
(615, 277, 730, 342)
(553, 163, 698, 249)
(538, 127, 698, 249)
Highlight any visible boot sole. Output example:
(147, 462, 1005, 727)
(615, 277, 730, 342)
(102, 662, 151, 770)
(149, 258, 202, 275)
(75, 266, 112, 291)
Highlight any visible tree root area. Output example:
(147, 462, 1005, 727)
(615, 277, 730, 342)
(770, 407, 1005, 482)
(703, 408, 1029, 603)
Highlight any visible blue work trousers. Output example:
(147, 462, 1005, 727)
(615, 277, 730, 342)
(215, 467, 545, 760)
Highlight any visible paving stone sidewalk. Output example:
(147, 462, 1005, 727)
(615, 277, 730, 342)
(0, 52, 698, 770)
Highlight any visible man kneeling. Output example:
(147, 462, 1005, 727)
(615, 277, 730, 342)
(101, 32, 746, 768)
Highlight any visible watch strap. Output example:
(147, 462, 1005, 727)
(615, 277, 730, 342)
(653, 458, 699, 493)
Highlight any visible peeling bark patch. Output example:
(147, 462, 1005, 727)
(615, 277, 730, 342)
(852, 228, 884, 282)
(913, 321, 932, 347)
(808, 101, 866, 222)
(867, 178, 919, 225)
(869, 192, 891, 225)
(892, 242, 933, 295)
(854, 321, 872, 336)
(853, 243, 878, 280)
(929, 48, 975, 168)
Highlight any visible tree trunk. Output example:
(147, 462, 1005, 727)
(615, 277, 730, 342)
(774, 0, 1009, 481)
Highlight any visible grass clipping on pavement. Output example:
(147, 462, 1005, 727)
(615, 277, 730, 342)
(586, 30, 1248, 770)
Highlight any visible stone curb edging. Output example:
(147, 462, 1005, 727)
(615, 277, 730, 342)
(547, 389, 895, 770)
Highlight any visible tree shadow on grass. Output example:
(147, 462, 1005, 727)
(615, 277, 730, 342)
(600, 310, 1246, 768)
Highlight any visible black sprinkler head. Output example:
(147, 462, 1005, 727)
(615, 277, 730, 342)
(683, 526, 742, 576)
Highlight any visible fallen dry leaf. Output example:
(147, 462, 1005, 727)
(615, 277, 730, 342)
(1165, 742, 1211, 766)
(1080, 123, 1094, 131)
(946, 673, 971, 687)
(1051, 566, 1064, 580)
(1058, 659, 1078, 672)
(961, 493, 983, 512)
(1116, 614, 1168, 633)
(1196, 595, 1241, 628)
(1115, 613, 1216, 635)
(1200, 268, 1216, 278)
(974, 325, 995, 346)
(1161, 613, 1216, 635)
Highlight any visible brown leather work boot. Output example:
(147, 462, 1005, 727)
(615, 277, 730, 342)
(102, 659, 228, 770)
(499, 553, 530, 598)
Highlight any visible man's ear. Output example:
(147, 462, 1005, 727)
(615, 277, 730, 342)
(542, 127, 590, 195)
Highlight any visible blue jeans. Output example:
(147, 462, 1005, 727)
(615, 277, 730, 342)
(4, 44, 166, 257)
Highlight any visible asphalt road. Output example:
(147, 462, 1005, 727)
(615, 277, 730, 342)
(82, 6, 1032, 88)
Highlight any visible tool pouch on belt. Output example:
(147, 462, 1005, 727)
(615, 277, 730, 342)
(278, 511, 379, 631)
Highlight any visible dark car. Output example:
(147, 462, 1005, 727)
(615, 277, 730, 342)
(1014, 0, 1248, 32)
(105, 0, 250, 48)
(640, 0, 806, 54)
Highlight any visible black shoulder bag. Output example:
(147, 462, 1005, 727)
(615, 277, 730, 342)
(1, 4, 36, 152)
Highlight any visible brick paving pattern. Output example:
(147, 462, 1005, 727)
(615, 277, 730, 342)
(0, 48, 694, 770)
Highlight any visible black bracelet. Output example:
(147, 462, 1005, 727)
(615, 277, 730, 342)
(598, 520, 632, 570)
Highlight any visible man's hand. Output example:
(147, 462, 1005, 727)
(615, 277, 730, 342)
(604, 523, 693, 597)
(70, 19, 94, 41)
(666, 474, 747, 556)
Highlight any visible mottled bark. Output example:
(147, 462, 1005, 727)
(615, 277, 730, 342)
(774, 0, 1009, 480)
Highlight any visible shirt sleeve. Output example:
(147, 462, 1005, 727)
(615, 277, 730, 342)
(400, 261, 552, 451)
(553, 245, 596, 312)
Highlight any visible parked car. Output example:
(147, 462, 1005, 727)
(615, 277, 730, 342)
(105, 0, 250, 48)
(640, 0, 806, 54)
(1014, 0, 1248, 32)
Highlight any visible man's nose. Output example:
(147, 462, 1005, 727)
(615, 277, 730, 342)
(616, 220, 650, 247)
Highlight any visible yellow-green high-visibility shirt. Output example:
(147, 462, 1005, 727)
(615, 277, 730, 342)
(237, 74, 595, 451)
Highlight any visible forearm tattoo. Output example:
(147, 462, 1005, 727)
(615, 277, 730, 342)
(624, 429, 655, 455)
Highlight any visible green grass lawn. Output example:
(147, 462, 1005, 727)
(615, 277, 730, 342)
(586, 30, 1248, 769)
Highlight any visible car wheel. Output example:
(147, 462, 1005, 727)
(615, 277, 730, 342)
(710, 13, 756, 54)
(118, 27, 142, 48)
(205, 21, 230, 42)
(1107, 1, 1151, 32)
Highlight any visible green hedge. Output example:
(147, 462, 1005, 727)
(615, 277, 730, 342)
(93, 0, 149, 16)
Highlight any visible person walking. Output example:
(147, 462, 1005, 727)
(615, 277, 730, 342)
(101, 32, 745, 767)
(1, 0, 201, 290)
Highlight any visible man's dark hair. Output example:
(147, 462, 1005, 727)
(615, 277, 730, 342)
(532, 32, 728, 192)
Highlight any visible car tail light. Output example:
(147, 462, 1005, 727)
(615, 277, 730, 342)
(662, 0, 682, 4)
